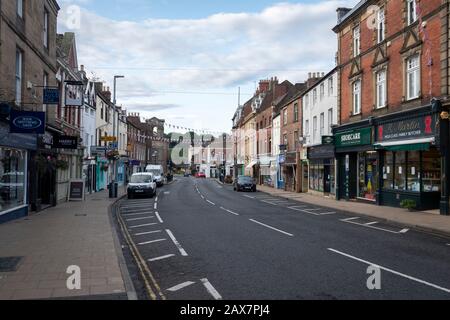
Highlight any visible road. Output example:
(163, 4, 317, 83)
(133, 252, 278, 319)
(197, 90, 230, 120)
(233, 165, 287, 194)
(115, 176, 450, 300)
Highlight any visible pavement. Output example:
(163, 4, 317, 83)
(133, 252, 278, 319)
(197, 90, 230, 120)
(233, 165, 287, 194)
(115, 177, 450, 300)
(0, 186, 135, 300)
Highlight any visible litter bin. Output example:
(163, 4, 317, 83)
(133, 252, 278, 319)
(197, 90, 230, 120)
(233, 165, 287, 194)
(109, 182, 118, 198)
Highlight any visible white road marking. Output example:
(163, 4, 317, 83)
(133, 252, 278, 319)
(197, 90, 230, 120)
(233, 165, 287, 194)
(249, 219, 294, 237)
(166, 229, 188, 256)
(154, 203, 157, 210)
(201, 278, 222, 300)
(122, 205, 153, 209)
(206, 200, 216, 206)
(304, 208, 321, 211)
(341, 218, 408, 234)
(122, 212, 153, 217)
(129, 223, 159, 229)
(155, 197, 158, 202)
(447, 244, 450, 246)
(135, 230, 162, 236)
(149, 254, 175, 262)
(341, 217, 360, 222)
(126, 216, 155, 222)
(365, 221, 379, 226)
(138, 238, 167, 245)
(201, 195, 205, 199)
(167, 281, 196, 292)
(155, 212, 164, 223)
(288, 207, 334, 216)
(243, 195, 255, 199)
(164, 192, 170, 195)
(262, 200, 278, 206)
(220, 207, 240, 216)
(328, 248, 450, 294)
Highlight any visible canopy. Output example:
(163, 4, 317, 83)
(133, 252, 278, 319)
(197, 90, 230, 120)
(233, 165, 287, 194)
(374, 137, 435, 152)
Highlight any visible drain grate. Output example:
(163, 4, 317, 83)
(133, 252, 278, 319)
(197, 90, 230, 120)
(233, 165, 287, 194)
(0, 257, 23, 272)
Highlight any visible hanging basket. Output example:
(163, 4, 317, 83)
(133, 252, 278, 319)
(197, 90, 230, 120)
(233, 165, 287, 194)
(55, 160, 69, 170)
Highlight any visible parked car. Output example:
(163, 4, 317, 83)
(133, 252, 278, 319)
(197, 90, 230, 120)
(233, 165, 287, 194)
(234, 176, 257, 192)
(196, 172, 206, 178)
(127, 173, 157, 199)
(146, 165, 164, 187)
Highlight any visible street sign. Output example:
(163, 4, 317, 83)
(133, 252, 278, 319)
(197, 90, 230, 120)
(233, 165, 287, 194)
(91, 146, 106, 157)
(100, 136, 117, 142)
(43, 88, 60, 104)
(10, 110, 45, 134)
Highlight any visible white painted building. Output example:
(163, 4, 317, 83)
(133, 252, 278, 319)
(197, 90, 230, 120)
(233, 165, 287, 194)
(271, 113, 282, 188)
(301, 69, 339, 196)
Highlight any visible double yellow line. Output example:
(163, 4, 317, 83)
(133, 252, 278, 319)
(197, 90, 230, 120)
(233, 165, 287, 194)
(117, 205, 166, 300)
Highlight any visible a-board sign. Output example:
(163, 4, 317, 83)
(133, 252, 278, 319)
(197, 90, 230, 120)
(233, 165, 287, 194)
(68, 179, 85, 201)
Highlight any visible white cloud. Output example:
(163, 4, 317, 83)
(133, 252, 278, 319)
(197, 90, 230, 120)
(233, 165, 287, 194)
(58, 0, 357, 132)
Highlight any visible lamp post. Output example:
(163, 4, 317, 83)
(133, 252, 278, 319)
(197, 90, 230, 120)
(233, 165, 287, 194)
(111, 75, 124, 197)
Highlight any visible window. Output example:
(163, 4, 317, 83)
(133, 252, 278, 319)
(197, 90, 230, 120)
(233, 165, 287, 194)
(100, 103, 104, 120)
(353, 26, 360, 57)
(328, 78, 334, 96)
(305, 120, 309, 137)
(377, 9, 385, 43)
(294, 103, 299, 122)
(313, 116, 318, 142)
(313, 89, 317, 105)
(17, 0, 23, 18)
(407, 0, 417, 26)
(283, 134, 288, 149)
(383, 152, 394, 189)
(320, 83, 325, 101)
(376, 69, 387, 108)
(283, 109, 288, 125)
(294, 131, 299, 149)
(407, 54, 420, 100)
(44, 9, 49, 48)
(304, 94, 309, 109)
(327, 108, 333, 134)
(320, 113, 325, 136)
(43, 72, 48, 112)
(0, 148, 27, 214)
(408, 151, 420, 192)
(352, 80, 361, 115)
(15, 49, 23, 106)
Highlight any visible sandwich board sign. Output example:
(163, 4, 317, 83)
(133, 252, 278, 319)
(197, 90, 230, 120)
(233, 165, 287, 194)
(68, 179, 85, 201)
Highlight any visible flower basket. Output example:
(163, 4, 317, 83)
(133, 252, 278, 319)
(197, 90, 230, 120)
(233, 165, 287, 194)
(55, 160, 69, 170)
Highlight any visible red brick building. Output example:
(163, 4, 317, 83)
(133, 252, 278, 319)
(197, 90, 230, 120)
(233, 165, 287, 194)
(333, 0, 450, 214)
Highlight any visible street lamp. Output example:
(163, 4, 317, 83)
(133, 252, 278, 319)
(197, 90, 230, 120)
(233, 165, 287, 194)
(112, 75, 125, 184)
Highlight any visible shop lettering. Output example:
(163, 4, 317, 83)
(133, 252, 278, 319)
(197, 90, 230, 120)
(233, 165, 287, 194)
(379, 117, 435, 141)
(341, 133, 360, 142)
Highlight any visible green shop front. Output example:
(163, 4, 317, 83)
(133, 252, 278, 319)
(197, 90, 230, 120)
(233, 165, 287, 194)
(334, 123, 377, 202)
(374, 106, 441, 211)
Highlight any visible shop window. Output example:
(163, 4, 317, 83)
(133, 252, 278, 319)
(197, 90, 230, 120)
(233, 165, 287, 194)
(358, 152, 378, 201)
(0, 148, 27, 214)
(383, 151, 394, 189)
(394, 152, 406, 191)
(422, 150, 441, 192)
(407, 151, 420, 192)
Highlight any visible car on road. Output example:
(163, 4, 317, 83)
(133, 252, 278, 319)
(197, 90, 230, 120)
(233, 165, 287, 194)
(127, 173, 157, 199)
(234, 176, 257, 192)
(196, 172, 206, 178)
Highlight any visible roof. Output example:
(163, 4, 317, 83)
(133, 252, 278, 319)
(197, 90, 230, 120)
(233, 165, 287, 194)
(333, 0, 368, 32)
(299, 67, 339, 97)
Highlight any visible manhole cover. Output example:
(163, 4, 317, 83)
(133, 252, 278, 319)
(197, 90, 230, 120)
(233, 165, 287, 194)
(0, 257, 23, 272)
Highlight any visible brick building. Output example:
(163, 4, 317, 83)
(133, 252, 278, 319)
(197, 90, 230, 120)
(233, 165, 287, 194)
(333, 0, 450, 214)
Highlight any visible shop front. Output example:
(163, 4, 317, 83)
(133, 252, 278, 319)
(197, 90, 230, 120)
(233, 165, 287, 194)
(282, 152, 298, 192)
(307, 143, 336, 196)
(374, 106, 441, 210)
(334, 123, 374, 202)
(0, 121, 36, 223)
(259, 155, 274, 187)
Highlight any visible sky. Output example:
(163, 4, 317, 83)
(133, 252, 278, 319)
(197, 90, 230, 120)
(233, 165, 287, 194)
(58, 0, 359, 134)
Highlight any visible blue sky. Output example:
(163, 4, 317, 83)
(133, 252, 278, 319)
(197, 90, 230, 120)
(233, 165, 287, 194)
(59, 0, 359, 133)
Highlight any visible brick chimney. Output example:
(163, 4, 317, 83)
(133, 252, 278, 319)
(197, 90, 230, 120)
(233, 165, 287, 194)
(102, 86, 111, 102)
(259, 79, 271, 93)
(306, 72, 324, 89)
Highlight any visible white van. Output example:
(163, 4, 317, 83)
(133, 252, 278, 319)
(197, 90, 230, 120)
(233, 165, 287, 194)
(146, 165, 164, 187)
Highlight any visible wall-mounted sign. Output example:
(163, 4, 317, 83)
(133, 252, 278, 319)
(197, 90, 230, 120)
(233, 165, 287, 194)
(68, 180, 85, 201)
(322, 136, 335, 145)
(377, 114, 437, 142)
(43, 88, 60, 104)
(10, 111, 45, 134)
(39, 132, 54, 149)
(65, 81, 84, 106)
(90, 146, 106, 157)
(335, 127, 372, 148)
(308, 144, 335, 160)
(54, 136, 78, 149)
(100, 136, 117, 142)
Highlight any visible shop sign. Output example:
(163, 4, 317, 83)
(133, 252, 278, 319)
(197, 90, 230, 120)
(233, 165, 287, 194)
(322, 136, 335, 145)
(90, 146, 106, 157)
(308, 144, 335, 160)
(39, 132, 54, 149)
(100, 136, 117, 142)
(54, 136, 78, 149)
(65, 81, 84, 106)
(285, 152, 297, 165)
(335, 128, 372, 148)
(130, 160, 141, 166)
(68, 180, 85, 201)
(0, 122, 37, 150)
(279, 154, 286, 164)
(43, 88, 60, 104)
(10, 111, 45, 134)
(377, 114, 437, 142)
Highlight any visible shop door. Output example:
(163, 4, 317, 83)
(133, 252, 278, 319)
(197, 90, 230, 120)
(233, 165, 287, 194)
(302, 163, 309, 192)
(324, 165, 331, 194)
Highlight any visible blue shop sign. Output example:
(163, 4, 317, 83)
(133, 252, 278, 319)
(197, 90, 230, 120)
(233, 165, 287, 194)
(0, 122, 37, 150)
(43, 88, 60, 104)
(10, 111, 45, 134)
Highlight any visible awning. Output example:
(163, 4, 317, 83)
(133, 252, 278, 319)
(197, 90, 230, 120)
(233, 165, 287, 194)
(246, 161, 258, 169)
(374, 137, 435, 152)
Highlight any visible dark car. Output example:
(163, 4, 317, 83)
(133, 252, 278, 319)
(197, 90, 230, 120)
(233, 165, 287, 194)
(234, 176, 256, 192)
(127, 173, 157, 199)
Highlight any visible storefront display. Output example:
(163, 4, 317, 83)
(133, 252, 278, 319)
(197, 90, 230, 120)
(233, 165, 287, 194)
(358, 151, 378, 201)
(307, 144, 336, 195)
(0, 147, 27, 214)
